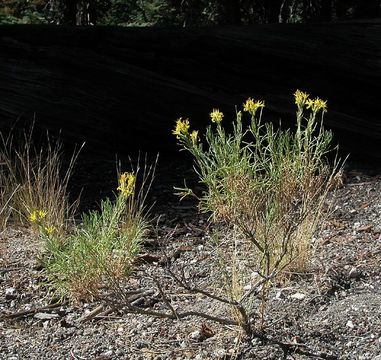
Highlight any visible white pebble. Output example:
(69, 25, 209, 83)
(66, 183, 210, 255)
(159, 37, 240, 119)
(346, 320, 354, 328)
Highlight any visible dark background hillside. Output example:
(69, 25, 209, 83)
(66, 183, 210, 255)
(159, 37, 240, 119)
(0, 20, 380, 164)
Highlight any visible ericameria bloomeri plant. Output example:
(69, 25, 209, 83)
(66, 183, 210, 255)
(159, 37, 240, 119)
(172, 90, 341, 334)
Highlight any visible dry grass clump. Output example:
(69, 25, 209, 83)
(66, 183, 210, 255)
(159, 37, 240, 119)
(0, 126, 81, 235)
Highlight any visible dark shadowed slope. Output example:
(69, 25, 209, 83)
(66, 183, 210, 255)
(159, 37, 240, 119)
(0, 20, 380, 160)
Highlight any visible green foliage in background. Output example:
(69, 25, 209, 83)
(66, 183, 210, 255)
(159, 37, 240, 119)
(1, 0, 379, 26)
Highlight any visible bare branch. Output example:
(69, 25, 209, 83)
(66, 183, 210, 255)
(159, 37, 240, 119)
(154, 278, 178, 319)
(167, 267, 238, 306)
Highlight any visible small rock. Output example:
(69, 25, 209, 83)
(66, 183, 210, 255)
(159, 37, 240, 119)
(213, 348, 226, 358)
(102, 350, 113, 357)
(228, 348, 235, 355)
(135, 340, 148, 349)
(34, 312, 60, 320)
(243, 284, 251, 291)
(251, 337, 261, 346)
(83, 328, 92, 336)
(115, 349, 124, 356)
(275, 290, 284, 300)
(349, 266, 361, 279)
(190, 330, 201, 340)
(5, 287, 16, 300)
(346, 320, 354, 329)
(290, 292, 306, 300)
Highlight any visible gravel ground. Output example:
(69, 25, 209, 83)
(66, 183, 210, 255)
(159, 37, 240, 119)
(1, 163, 381, 360)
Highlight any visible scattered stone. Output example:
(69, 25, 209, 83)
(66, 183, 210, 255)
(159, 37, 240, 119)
(5, 287, 16, 300)
(346, 320, 354, 329)
(290, 292, 306, 300)
(102, 350, 113, 357)
(213, 348, 226, 358)
(275, 290, 284, 300)
(190, 330, 201, 340)
(34, 312, 60, 320)
(349, 266, 362, 279)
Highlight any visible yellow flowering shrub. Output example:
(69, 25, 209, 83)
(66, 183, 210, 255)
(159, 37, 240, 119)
(173, 90, 339, 326)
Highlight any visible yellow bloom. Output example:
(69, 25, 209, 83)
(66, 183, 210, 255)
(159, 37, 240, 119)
(314, 98, 328, 112)
(117, 172, 135, 198)
(243, 98, 265, 116)
(44, 225, 55, 236)
(172, 118, 190, 139)
(38, 210, 47, 219)
(210, 109, 224, 124)
(190, 130, 198, 144)
(28, 209, 47, 223)
(306, 98, 315, 110)
(294, 90, 310, 107)
(306, 97, 328, 113)
(28, 211, 38, 223)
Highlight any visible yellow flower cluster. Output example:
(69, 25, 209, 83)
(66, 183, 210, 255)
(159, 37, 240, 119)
(173, 118, 199, 144)
(243, 98, 265, 116)
(294, 89, 327, 113)
(294, 90, 309, 107)
(306, 97, 328, 113)
(29, 209, 47, 223)
(210, 109, 224, 124)
(172, 118, 190, 139)
(117, 172, 135, 198)
(44, 225, 56, 236)
(190, 130, 198, 144)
